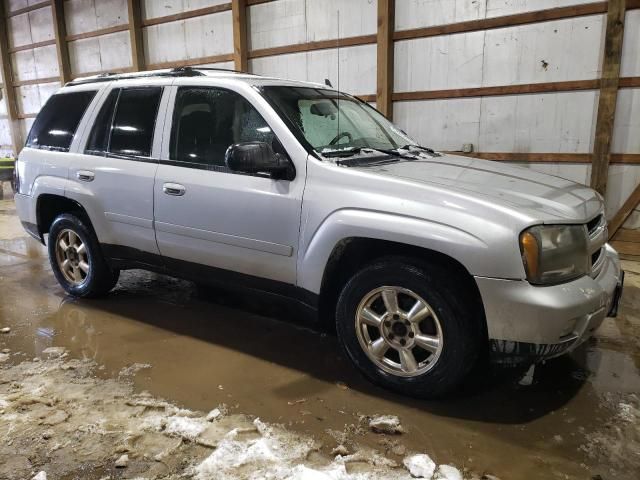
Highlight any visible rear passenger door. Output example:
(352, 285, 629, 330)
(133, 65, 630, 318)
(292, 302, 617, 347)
(153, 85, 304, 286)
(67, 82, 169, 260)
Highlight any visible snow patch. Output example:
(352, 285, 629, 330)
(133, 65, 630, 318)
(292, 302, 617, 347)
(403, 454, 436, 478)
(369, 415, 404, 434)
(434, 464, 462, 480)
(164, 415, 208, 440)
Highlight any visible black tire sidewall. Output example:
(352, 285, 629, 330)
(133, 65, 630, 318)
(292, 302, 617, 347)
(336, 259, 480, 398)
(48, 214, 116, 298)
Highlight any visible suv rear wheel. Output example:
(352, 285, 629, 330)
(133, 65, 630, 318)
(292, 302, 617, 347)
(336, 257, 482, 398)
(48, 213, 119, 298)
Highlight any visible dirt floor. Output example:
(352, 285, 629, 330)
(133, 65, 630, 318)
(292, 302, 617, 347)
(1, 185, 639, 480)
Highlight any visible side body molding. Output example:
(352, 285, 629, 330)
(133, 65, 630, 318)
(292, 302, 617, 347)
(297, 209, 490, 295)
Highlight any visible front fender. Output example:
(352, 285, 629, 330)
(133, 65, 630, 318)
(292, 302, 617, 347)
(297, 209, 497, 294)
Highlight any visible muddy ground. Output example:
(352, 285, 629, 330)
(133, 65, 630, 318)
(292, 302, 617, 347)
(0, 188, 639, 480)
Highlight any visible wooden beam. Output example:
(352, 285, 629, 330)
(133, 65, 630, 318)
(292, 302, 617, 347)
(12, 76, 61, 87)
(394, 79, 602, 102)
(608, 182, 640, 238)
(65, 24, 129, 42)
(5, 0, 51, 18)
(71, 66, 135, 79)
(146, 53, 234, 70)
(141, 3, 232, 27)
(127, 0, 145, 71)
(232, 0, 248, 72)
(590, 0, 626, 196)
(0, 2, 22, 155)
(376, 0, 394, 119)
(8, 39, 56, 54)
(619, 76, 640, 88)
(52, 0, 71, 84)
(249, 34, 377, 59)
(393, 2, 609, 41)
(445, 152, 640, 164)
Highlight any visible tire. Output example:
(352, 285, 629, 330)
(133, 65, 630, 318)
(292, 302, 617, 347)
(335, 257, 483, 398)
(48, 213, 119, 298)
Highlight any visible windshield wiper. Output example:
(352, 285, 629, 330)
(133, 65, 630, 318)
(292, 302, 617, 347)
(321, 147, 406, 159)
(397, 144, 438, 155)
(320, 147, 364, 158)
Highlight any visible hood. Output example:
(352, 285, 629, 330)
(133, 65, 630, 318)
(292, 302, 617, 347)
(351, 153, 602, 223)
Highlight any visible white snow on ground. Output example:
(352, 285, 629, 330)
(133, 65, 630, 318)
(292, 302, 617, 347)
(0, 353, 472, 480)
(164, 414, 208, 440)
(403, 454, 436, 478)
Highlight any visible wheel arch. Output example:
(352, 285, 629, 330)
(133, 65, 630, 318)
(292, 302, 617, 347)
(315, 236, 487, 338)
(36, 193, 95, 244)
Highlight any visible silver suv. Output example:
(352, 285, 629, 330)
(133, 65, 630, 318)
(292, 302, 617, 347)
(13, 67, 624, 397)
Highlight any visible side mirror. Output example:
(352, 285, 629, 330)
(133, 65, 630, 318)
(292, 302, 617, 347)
(225, 142, 293, 180)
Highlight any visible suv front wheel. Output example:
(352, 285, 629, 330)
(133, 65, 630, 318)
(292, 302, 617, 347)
(48, 213, 119, 298)
(336, 257, 482, 398)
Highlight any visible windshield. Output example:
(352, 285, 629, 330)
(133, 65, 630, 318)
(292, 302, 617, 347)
(262, 86, 416, 156)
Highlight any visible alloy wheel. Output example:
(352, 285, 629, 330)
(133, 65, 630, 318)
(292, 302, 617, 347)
(354, 286, 443, 377)
(55, 228, 90, 286)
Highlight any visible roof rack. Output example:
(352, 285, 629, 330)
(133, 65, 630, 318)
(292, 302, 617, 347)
(65, 66, 255, 87)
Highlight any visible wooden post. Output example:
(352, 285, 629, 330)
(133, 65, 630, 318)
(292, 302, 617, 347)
(127, 0, 145, 71)
(52, 0, 71, 83)
(0, 1, 22, 155)
(590, 0, 626, 196)
(232, 0, 248, 72)
(376, 0, 394, 119)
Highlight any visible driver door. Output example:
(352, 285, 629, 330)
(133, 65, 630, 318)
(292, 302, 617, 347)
(153, 85, 304, 286)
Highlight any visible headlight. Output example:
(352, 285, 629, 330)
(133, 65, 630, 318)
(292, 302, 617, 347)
(519, 225, 589, 285)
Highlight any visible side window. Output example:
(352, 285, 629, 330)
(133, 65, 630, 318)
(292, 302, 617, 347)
(169, 87, 277, 170)
(85, 89, 119, 156)
(84, 87, 162, 159)
(26, 90, 97, 152)
(110, 87, 162, 158)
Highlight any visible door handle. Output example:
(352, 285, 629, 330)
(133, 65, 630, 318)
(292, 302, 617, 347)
(76, 170, 95, 182)
(163, 183, 186, 196)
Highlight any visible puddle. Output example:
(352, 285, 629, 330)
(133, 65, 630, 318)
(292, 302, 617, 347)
(1, 196, 639, 479)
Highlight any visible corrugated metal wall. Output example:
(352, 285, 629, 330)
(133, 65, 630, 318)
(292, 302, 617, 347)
(1, 0, 639, 227)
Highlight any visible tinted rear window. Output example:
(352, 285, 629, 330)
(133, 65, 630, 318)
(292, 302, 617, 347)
(26, 90, 97, 152)
(85, 89, 119, 156)
(109, 87, 162, 158)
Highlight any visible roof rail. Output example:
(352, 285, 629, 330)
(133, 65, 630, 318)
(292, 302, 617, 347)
(65, 66, 257, 87)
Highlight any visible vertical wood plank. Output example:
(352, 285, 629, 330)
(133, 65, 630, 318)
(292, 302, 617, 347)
(127, 0, 145, 71)
(52, 0, 71, 83)
(590, 0, 626, 195)
(376, 0, 394, 119)
(0, 1, 22, 155)
(232, 0, 248, 72)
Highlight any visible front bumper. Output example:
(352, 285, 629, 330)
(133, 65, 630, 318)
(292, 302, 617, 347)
(475, 244, 623, 363)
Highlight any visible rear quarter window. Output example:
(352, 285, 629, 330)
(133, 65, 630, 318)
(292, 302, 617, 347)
(26, 90, 97, 152)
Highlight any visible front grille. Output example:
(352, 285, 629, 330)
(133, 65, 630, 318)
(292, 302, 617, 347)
(587, 214, 604, 236)
(587, 212, 607, 278)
